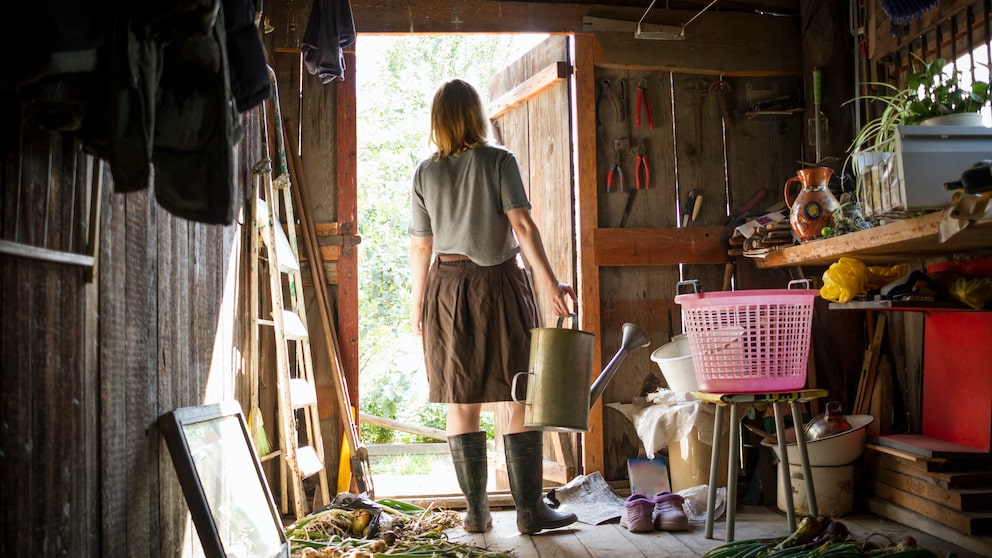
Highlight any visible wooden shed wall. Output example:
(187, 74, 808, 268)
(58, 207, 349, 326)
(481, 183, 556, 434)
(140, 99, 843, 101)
(0, 1, 902, 555)
(1, 95, 257, 556)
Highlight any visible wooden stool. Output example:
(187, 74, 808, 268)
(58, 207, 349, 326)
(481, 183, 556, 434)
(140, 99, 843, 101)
(694, 388, 827, 542)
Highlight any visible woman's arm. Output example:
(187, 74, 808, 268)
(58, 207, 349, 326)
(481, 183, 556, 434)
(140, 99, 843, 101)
(506, 207, 576, 317)
(409, 235, 433, 336)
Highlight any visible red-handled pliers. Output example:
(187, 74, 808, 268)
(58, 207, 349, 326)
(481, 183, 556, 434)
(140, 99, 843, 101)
(635, 78, 654, 130)
(607, 161, 624, 192)
(607, 145, 624, 192)
(632, 140, 650, 190)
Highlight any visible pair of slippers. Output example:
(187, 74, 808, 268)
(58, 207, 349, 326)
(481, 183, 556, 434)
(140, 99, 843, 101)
(620, 491, 689, 533)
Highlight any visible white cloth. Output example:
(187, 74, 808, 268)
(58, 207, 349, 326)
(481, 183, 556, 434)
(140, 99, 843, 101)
(626, 390, 718, 459)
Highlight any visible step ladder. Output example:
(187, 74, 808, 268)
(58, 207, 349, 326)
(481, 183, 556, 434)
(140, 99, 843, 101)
(249, 93, 330, 519)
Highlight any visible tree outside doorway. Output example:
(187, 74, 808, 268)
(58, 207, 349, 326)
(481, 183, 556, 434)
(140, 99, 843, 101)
(355, 34, 546, 494)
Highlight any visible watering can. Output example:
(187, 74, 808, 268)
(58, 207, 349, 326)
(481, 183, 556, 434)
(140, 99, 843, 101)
(511, 316, 651, 432)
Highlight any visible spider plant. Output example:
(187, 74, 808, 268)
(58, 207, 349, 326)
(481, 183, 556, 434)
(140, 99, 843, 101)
(847, 57, 991, 160)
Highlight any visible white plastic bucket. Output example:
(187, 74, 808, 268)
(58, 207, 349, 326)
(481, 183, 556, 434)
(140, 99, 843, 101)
(650, 335, 699, 392)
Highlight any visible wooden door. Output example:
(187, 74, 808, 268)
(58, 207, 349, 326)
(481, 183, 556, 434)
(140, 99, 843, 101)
(488, 36, 583, 485)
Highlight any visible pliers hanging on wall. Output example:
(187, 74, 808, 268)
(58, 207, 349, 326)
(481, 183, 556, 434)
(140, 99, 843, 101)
(632, 139, 650, 190)
(606, 147, 624, 192)
(598, 79, 622, 126)
(636, 78, 654, 130)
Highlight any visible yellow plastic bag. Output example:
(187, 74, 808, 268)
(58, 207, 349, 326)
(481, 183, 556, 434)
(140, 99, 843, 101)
(866, 262, 909, 290)
(820, 257, 868, 303)
(820, 257, 910, 303)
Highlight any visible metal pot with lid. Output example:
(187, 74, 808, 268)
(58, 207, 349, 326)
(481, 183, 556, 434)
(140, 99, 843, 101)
(804, 401, 853, 441)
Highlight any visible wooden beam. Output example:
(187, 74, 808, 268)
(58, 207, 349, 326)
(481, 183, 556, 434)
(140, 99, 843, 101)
(337, 52, 360, 407)
(593, 226, 728, 266)
(573, 33, 605, 477)
(489, 61, 570, 119)
(348, 2, 801, 76)
(357, 410, 447, 442)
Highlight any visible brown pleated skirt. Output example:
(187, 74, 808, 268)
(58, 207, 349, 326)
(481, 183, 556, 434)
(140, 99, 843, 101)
(422, 257, 539, 404)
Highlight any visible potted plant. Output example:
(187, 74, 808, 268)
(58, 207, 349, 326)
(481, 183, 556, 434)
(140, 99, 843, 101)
(845, 57, 991, 216)
(848, 57, 990, 158)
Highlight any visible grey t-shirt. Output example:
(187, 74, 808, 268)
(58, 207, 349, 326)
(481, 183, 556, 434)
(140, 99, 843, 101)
(408, 144, 531, 266)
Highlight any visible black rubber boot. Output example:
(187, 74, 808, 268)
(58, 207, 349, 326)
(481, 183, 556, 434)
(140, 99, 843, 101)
(448, 431, 492, 532)
(504, 430, 578, 534)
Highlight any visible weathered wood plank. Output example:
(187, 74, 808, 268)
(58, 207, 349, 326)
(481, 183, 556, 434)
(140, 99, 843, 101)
(99, 169, 129, 556)
(756, 211, 992, 268)
(157, 205, 185, 558)
(527, 78, 574, 325)
(349, 2, 801, 77)
(593, 227, 727, 265)
(336, 51, 360, 411)
(868, 461, 992, 511)
(573, 33, 606, 477)
(869, 479, 992, 535)
(125, 188, 157, 557)
(590, 11, 802, 76)
(489, 61, 570, 119)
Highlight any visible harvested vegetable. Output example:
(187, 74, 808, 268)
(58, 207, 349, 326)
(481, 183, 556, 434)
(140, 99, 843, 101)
(288, 498, 514, 557)
(701, 516, 943, 558)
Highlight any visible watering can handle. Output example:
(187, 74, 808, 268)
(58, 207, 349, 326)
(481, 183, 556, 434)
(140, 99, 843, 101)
(676, 279, 702, 296)
(556, 312, 579, 330)
(510, 371, 531, 404)
(784, 176, 801, 208)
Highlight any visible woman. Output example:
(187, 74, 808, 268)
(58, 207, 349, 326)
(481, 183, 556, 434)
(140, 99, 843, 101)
(408, 78, 577, 535)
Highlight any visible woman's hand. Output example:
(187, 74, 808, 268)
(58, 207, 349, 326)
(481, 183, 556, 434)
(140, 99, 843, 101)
(548, 280, 577, 317)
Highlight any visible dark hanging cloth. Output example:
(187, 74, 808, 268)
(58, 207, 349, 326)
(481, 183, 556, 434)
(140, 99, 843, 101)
(146, 1, 245, 225)
(222, 0, 271, 111)
(10, 0, 270, 225)
(301, 0, 356, 84)
(878, 0, 939, 26)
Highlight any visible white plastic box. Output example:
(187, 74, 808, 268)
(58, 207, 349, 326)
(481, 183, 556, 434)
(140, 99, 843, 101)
(860, 125, 992, 218)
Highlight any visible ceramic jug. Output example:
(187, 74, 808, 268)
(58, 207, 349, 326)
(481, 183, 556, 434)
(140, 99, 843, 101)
(784, 167, 840, 243)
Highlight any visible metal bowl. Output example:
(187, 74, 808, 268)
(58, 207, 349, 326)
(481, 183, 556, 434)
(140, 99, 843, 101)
(762, 414, 874, 467)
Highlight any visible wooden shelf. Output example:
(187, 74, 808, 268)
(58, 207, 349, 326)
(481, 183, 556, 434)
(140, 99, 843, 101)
(828, 298, 976, 312)
(755, 211, 992, 268)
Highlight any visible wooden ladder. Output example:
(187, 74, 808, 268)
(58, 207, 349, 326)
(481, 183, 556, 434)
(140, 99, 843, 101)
(249, 88, 330, 520)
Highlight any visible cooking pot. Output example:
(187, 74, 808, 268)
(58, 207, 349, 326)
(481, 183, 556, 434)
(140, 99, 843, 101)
(762, 414, 874, 467)
(512, 317, 650, 432)
(804, 401, 853, 441)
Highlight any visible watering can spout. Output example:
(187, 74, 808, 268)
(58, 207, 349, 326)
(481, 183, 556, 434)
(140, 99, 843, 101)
(589, 323, 651, 408)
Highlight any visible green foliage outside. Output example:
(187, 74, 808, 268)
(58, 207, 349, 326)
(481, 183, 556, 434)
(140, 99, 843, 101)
(355, 35, 546, 446)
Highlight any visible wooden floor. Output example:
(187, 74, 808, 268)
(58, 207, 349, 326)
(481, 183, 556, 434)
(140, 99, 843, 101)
(445, 505, 987, 558)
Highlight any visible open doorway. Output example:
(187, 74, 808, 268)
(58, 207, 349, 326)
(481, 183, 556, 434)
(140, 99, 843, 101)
(354, 34, 548, 497)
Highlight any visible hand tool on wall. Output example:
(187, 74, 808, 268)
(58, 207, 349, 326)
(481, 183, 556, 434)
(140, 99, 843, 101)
(709, 79, 733, 133)
(683, 188, 699, 226)
(598, 79, 621, 125)
(606, 148, 624, 193)
(632, 138, 650, 190)
(635, 78, 654, 129)
(619, 139, 650, 228)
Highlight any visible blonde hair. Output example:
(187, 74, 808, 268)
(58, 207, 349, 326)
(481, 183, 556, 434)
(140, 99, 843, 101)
(429, 79, 491, 159)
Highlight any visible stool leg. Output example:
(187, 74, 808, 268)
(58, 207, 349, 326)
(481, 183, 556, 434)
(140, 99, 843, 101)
(726, 402, 741, 542)
(705, 404, 726, 539)
(773, 402, 796, 532)
(791, 400, 818, 518)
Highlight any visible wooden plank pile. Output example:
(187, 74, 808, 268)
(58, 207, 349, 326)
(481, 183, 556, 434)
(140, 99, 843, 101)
(865, 441, 992, 536)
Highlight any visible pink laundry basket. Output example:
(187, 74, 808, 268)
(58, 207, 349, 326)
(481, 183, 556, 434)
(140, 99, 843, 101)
(674, 279, 818, 393)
